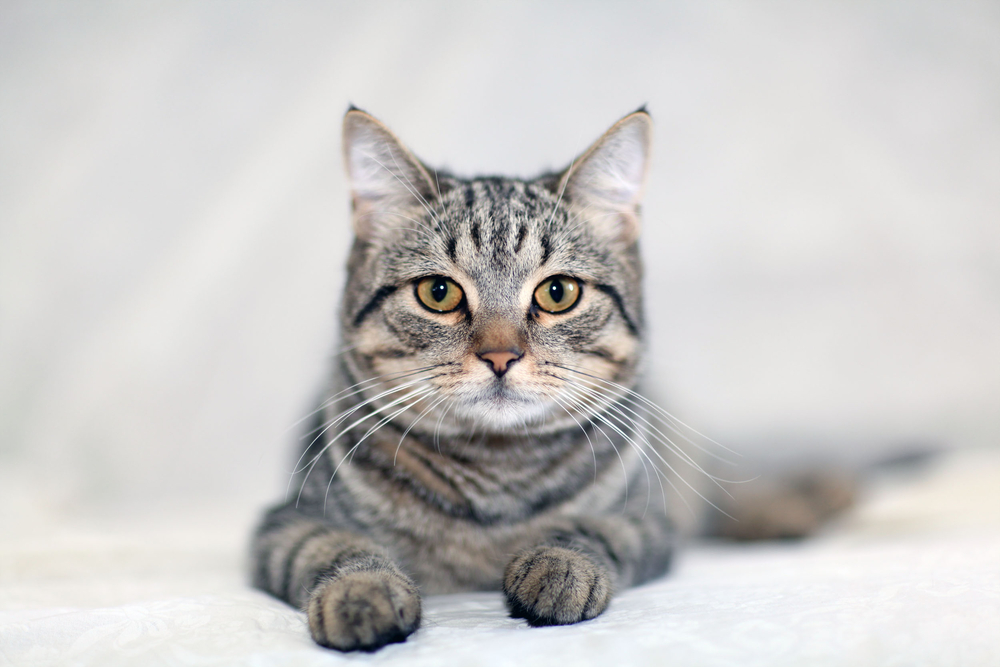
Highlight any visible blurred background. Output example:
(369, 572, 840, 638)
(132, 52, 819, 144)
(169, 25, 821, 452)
(1, 1, 998, 525)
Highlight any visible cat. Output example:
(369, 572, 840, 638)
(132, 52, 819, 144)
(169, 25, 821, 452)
(250, 107, 849, 652)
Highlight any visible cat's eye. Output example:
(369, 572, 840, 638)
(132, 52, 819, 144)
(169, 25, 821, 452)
(533, 276, 581, 314)
(415, 276, 464, 313)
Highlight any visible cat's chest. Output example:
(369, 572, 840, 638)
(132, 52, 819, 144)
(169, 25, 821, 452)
(343, 431, 630, 523)
(369, 492, 582, 593)
(335, 443, 635, 592)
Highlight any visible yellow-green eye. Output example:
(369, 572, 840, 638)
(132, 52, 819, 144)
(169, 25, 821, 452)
(416, 276, 464, 312)
(534, 276, 581, 313)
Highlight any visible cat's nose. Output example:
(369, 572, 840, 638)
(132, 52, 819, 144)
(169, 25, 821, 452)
(477, 349, 523, 377)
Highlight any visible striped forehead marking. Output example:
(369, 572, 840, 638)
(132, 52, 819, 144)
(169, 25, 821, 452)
(449, 179, 561, 265)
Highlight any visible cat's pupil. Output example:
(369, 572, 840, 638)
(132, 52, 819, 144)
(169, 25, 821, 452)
(549, 280, 564, 303)
(431, 278, 449, 303)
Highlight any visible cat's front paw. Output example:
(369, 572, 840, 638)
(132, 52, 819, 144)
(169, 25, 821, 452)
(306, 570, 420, 652)
(503, 545, 613, 626)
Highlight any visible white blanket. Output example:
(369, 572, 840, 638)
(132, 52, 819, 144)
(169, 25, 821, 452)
(3, 450, 998, 667)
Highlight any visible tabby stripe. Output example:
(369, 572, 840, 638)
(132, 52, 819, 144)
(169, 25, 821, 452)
(353, 284, 398, 327)
(397, 444, 472, 512)
(252, 539, 273, 591)
(540, 234, 552, 265)
(514, 223, 527, 253)
(573, 524, 622, 570)
(312, 596, 327, 640)
(508, 551, 540, 591)
(582, 581, 600, 616)
(446, 236, 457, 262)
(470, 220, 481, 250)
(582, 347, 617, 362)
(309, 547, 374, 589)
(493, 215, 509, 254)
(281, 526, 331, 600)
(594, 284, 639, 336)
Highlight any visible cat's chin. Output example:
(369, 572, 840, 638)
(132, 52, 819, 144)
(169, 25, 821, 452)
(449, 388, 556, 432)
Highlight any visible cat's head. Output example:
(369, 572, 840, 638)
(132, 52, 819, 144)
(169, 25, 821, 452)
(337, 109, 651, 436)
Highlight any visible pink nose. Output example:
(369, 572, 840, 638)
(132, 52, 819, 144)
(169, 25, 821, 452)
(478, 349, 523, 376)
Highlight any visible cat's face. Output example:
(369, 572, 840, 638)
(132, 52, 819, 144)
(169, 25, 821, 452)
(337, 110, 650, 436)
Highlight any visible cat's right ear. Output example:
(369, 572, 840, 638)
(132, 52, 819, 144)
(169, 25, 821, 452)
(342, 108, 439, 241)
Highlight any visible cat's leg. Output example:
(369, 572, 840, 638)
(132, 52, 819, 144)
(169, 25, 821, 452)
(503, 513, 674, 626)
(251, 506, 420, 652)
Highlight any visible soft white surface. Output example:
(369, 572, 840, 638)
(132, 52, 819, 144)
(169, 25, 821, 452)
(2, 450, 999, 667)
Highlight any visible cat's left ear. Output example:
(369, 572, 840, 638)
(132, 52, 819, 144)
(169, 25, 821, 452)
(556, 109, 652, 244)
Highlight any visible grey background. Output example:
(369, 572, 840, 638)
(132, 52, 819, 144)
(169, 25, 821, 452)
(2, 1, 998, 517)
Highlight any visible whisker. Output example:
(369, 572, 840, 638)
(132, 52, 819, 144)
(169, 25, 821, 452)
(547, 361, 741, 460)
(563, 206, 624, 238)
(433, 398, 457, 454)
(558, 384, 656, 518)
(354, 146, 441, 228)
(561, 202, 595, 236)
(296, 373, 439, 467)
(324, 390, 436, 511)
(557, 377, 738, 520)
(290, 364, 443, 433)
(384, 143, 443, 226)
(562, 382, 736, 521)
(548, 390, 629, 511)
(293, 384, 434, 506)
(547, 158, 575, 228)
(546, 391, 599, 485)
(564, 376, 748, 488)
(384, 209, 436, 236)
(393, 392, 449, 466)
(570, 383, 686, 514)
(385, 226, 438, 242)
(287, 378, 433, 501)
(562, 382, 717, 521)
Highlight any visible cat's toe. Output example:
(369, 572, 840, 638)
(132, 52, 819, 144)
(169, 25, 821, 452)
(503, 545, 613, 626)
(307, 570, 420, 652)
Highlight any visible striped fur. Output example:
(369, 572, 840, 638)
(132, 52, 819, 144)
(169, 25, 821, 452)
(251, 108, 678, 651)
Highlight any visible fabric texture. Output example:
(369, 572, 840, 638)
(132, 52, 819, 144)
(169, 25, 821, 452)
(3, 450, 998, 667)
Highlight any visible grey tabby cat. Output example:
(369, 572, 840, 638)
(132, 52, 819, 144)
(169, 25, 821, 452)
(251, 107, 697, 651)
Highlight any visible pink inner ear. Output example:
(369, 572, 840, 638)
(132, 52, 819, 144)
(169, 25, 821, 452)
(565, 114, 650, 212)
(559, 114, 650, 245)
(343, 111, 439, 240)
